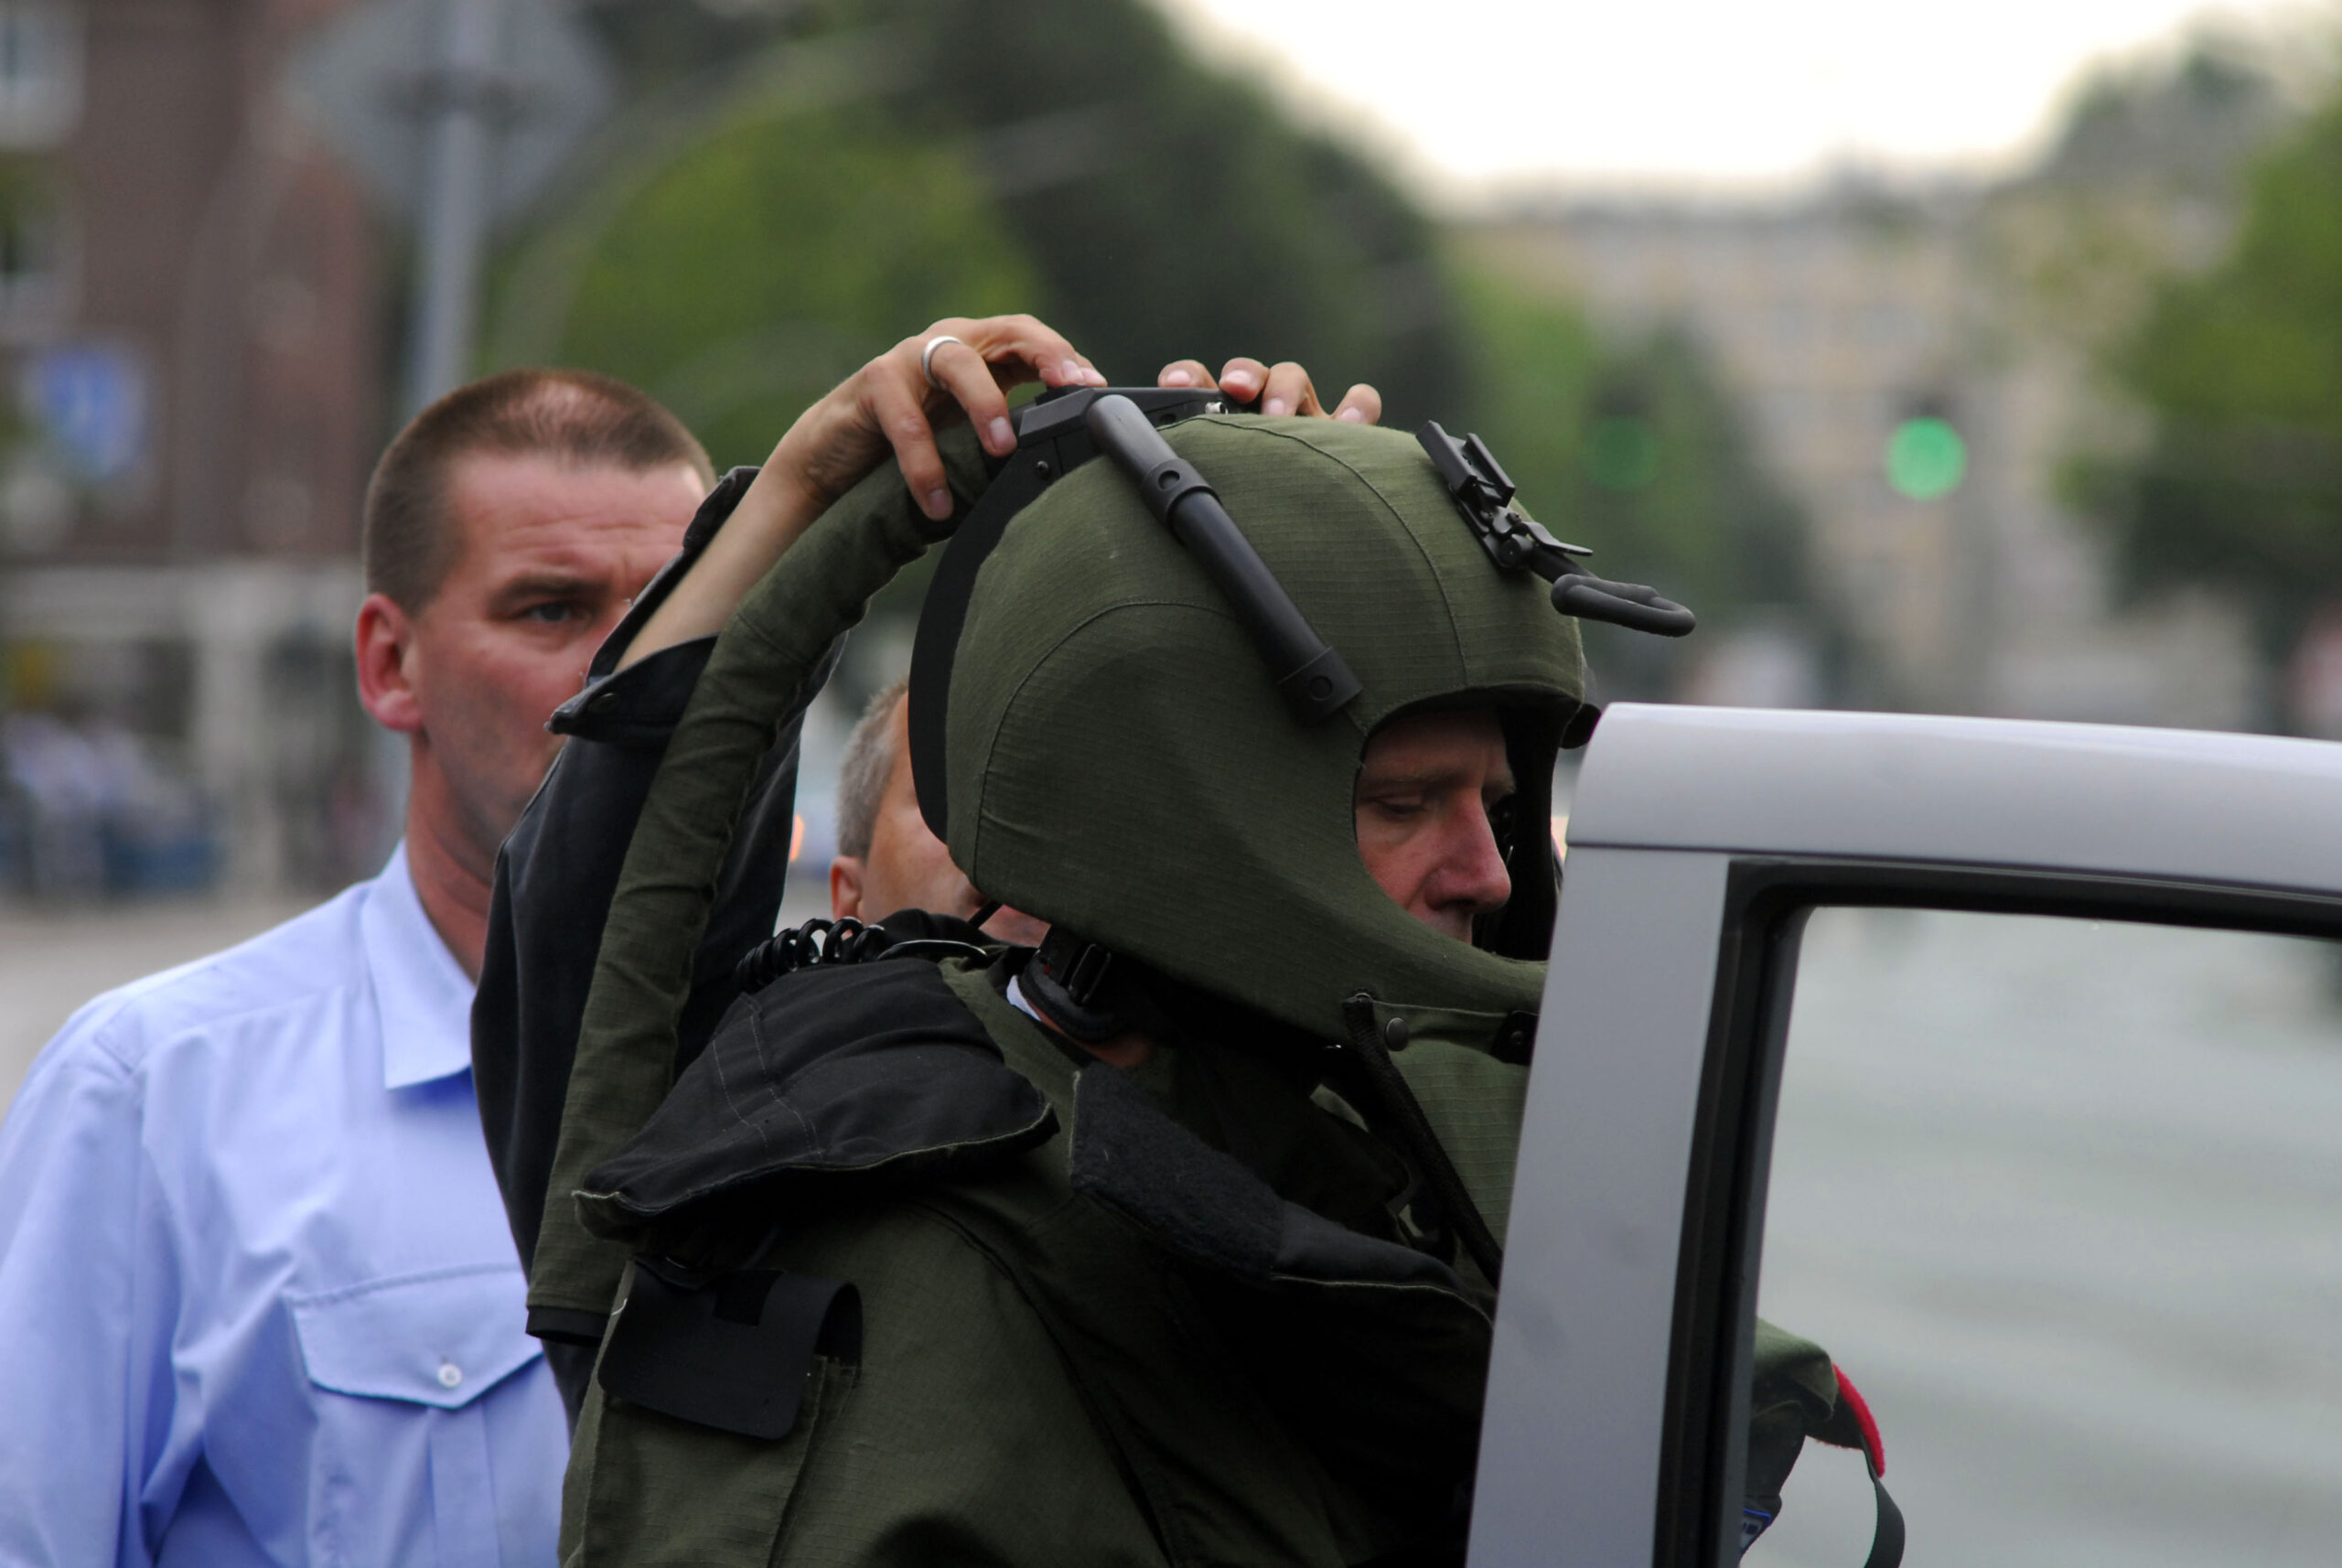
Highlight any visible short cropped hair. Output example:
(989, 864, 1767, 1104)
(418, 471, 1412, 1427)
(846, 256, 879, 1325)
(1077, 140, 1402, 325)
(362, 368, 716, 612)
(834, 677, 909, 861)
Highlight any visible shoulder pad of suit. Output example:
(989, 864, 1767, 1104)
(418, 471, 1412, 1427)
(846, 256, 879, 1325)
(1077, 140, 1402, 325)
(576, 960, 1055, 1246)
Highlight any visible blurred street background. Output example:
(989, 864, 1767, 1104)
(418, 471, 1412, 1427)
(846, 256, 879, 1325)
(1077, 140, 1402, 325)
(1, 0, 2339, 1049)
(1756, 908, 2342, 1566)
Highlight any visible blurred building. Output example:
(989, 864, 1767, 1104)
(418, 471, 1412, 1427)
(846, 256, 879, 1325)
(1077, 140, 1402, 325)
(0, 0, 387, 897)
(1466, 53, 2287, 727)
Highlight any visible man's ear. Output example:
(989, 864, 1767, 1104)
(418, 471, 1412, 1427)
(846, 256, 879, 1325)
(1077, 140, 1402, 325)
(356, 593, 424, 735)
(830, 856, 865, 921)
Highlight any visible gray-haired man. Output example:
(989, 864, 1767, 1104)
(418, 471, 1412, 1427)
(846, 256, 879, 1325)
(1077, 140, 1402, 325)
(828, 675, 1047, 945)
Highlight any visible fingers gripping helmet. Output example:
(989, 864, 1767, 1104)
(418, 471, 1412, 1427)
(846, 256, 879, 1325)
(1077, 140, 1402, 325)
(909, 393, 1683, 1046)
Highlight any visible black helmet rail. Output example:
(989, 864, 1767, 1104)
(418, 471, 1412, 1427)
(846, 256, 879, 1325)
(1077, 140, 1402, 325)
(1084, 394, 1361, 725)
(908, 383, 1230, 841)
(910, 383, 1363, 842)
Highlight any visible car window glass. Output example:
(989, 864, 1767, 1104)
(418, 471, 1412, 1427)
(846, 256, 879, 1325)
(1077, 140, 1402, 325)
(1749, 907, 2342, 1567)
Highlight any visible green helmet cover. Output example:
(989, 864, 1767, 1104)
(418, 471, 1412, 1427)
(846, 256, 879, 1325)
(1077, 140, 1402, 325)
(940, 414, 1585, 1043)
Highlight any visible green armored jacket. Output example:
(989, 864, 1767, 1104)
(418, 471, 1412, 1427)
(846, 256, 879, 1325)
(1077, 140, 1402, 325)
(510, 431, 1865, 1567)
(561, 949, 1533, 1567)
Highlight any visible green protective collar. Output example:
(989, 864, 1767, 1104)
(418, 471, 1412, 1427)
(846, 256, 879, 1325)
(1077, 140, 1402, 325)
(943, 415, 1585, 1043)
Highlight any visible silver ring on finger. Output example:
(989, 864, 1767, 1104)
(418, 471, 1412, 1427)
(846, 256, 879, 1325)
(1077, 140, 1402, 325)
(920, 335, 966, 391)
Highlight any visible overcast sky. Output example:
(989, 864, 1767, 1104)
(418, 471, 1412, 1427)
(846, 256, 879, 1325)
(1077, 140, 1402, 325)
(1161, 0, 2325, 195)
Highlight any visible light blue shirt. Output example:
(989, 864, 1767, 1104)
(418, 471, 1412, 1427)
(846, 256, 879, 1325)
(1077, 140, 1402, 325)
(0, 847, 564, 1566)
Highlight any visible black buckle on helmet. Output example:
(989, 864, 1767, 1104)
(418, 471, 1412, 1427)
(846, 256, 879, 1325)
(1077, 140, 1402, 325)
(1417, 422, 1696, 639)
(1024, 929, 1131, 1044)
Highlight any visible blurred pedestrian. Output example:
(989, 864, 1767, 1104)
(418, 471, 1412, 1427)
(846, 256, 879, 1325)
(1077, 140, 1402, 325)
(0, 368, 714, 1566)
(0, 708, 215, 897)
(828, 675, 1048, 945)
(0, 709, 106, 897)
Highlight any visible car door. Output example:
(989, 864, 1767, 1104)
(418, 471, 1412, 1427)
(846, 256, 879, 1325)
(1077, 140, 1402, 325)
(1470, 703, 2342, 1567)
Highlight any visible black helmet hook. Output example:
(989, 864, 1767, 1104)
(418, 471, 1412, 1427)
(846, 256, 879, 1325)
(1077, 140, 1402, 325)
(1417, 422, 1697, 639)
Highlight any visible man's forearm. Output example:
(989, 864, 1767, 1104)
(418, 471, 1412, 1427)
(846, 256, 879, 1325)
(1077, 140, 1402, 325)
(617, 463, 822, 670)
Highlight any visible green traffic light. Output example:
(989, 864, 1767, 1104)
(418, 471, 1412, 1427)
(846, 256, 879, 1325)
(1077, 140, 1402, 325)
(1885, 416, 1966, 499)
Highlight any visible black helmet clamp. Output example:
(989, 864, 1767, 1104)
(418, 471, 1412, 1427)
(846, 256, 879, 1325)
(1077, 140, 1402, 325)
(1416, 422, 1697, 639)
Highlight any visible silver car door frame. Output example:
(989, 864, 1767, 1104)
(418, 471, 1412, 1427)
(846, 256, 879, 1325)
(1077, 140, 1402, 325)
(1468, 703, 2342, 1568)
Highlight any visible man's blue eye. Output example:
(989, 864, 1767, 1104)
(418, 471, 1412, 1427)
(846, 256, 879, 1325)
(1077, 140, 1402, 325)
(526, 602, 581, 624)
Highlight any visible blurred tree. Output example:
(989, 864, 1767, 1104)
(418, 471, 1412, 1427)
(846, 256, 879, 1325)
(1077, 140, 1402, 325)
(1447, 255, 1821, 698)
(845, 0, 1466, 421)
(498, 0, 1805, 700)
(489, 85, 1036, 467)
(2044, 43, 2289, 194)
(488, 0, 1477, 643)
(2079, 87, 2342, 679)
(575, 0, 790, 94)
(1984, 43, 2290, 365)
(503, 0, 1466, 431)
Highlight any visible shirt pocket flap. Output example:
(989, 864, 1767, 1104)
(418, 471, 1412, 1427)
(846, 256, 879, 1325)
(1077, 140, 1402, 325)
(291, 1263, 543, 1409)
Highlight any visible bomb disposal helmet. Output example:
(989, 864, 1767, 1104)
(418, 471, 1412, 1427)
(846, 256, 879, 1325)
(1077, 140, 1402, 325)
(907, 389, 1691, 1046)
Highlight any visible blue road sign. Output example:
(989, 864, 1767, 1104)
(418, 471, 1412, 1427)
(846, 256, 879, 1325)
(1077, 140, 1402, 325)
(28, 343, 148, 483)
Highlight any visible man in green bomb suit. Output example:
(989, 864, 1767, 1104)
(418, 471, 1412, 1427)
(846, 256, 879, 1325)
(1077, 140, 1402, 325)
(485, 318, 1879, 1566)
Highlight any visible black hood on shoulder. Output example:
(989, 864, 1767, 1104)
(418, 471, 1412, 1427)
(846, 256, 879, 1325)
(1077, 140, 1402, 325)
(575, 960, 1057, 1245)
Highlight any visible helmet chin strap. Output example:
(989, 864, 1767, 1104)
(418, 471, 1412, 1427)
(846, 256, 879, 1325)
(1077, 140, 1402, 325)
(908, 384, 1231, 843)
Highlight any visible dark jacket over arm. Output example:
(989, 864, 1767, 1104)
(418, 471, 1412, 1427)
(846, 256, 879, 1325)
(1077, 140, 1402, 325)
(470, 467, 829, 1301)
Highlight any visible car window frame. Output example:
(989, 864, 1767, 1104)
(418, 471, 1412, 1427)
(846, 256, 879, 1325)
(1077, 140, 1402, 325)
(1470, 703, 2342, 1568)
(1666, 859, 2342, 1568)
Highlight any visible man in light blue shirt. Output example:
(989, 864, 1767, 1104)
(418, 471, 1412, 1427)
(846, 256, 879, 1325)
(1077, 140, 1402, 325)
(0, 369, 717, 1565)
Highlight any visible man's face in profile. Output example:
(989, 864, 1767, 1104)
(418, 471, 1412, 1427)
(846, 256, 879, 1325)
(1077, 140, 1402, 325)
(830, 693, 1049, 946)
(1353, 709, 1517, 942)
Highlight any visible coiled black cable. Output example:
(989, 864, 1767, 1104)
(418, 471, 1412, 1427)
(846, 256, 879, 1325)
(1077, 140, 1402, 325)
(733, 916, 993, 994)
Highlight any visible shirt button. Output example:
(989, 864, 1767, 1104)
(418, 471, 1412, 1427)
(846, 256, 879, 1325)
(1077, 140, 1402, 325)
(437, 1361, 463, 1389)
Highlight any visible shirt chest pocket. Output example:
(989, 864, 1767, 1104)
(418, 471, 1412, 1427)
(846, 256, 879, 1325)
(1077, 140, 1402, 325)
(290, 1264, 547, 1568)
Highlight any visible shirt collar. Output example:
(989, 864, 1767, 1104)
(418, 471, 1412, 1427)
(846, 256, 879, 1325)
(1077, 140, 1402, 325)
(361, 843, 478, 1090)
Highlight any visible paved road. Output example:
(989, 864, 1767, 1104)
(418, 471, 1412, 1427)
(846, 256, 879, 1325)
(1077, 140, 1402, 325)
(0, 895, 317, 1108)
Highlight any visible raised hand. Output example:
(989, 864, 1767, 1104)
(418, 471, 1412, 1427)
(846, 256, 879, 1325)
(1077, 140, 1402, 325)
(1155, 356, 1381, 425)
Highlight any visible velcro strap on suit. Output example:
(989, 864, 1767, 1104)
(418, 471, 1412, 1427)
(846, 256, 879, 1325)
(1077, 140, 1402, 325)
(596, 1258, 860, 1440)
